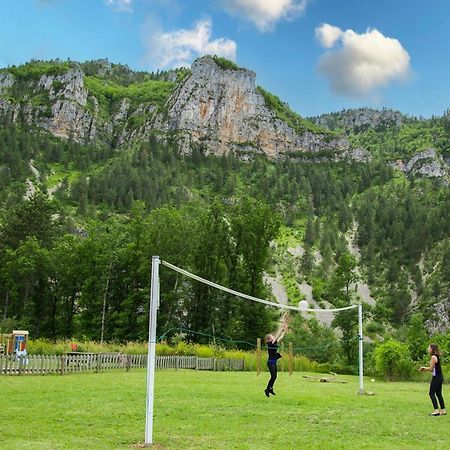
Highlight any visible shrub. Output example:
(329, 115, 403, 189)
(374, 339, 413, 381)
(211, 55, 241, 71)
(195, 344, 215, 358)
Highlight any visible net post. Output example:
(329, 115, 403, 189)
(288, 342, 293, 376)
(256, 338, 261, 376)
(145, 256, 160, 446)
(358, 303, 364, 395)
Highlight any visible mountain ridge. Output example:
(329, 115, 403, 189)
(0, 56, 363, 161)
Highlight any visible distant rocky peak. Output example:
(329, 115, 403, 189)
(311, 107, 407, 131)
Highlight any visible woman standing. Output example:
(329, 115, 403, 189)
(264, 313, 289, 397)
(419, 343, 446, 416)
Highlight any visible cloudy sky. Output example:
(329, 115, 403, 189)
(1, 0, 449, 117)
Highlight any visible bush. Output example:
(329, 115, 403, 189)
(374, 339, 414, 381)
(211, 55, 241, 71)
(195, 344, 215, 358)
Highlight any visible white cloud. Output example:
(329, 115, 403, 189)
(316, 24, 411, 98)
(144, 18, 237, 69)
(222, 0, 307, 32)
(315, 23, 342, 49)
(104, 0, 133, 13)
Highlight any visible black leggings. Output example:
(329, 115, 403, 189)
(267, 361, 277, 390)
(429, 376, 445, 409)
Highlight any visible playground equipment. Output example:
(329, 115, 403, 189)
(0, 330, 29, 356)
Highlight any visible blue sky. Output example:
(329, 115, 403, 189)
(1, 0, 449, 118)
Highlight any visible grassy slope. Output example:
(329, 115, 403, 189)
(0, 370, 448, 449)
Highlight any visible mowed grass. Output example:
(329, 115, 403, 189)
(0, 370, 448, 449)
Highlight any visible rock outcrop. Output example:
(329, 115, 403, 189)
(152, 56, 351, 159)
(35, 68, 104, 140)
(0, 72, 15, 94)
(426, 301, 450, 334)
(392, 148, 449, 179)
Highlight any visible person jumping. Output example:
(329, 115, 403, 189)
(264, 312, 289, 397)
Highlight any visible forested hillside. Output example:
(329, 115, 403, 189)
(0, 58, 449, 374)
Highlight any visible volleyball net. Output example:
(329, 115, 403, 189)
(145, 256, 364, 445)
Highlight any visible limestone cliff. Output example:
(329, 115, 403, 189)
(150, 56, 353, 159)
(0, 57, 363, 162)
(392, 148, 449, 179)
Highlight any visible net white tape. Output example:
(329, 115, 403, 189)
(161, 260, 358, 313)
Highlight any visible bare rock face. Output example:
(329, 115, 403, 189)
(38, 68, 88, 105)
(393, 148, 449, 179)
(35, 68, 99, 140)
(0, 98, 20, 121)
(0, 67, 107, 141)
(44, 99, 96, 140)
(0, 72, 15, 94)
(153, 56, 351, 159)
(426, 301, 450, 334)
(342, 147, 372, 162)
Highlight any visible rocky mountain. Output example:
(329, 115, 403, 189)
(1, 56, 449, 181)
(0, 57, 367, 162)
(151, 57, 354, 159)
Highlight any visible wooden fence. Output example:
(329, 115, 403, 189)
(0, 354, 245, 376)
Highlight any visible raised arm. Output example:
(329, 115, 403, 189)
(273, 312, 290, 342)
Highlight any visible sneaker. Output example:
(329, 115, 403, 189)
(440, 410, 447, 415)
(269, 389, 276, 396)
(264, 389, 270, 398)
(429, 411, 441, 416)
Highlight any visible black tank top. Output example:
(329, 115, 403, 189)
(433, 355, 443, 377)
(267, 340, 278, 360)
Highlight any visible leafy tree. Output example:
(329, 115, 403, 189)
(0, 194, 62, 249)
(374, 339, 413, 381)
(406, 313, 429, 361)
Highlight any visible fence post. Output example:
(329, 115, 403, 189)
(288, 342, 293, 376)
(256, 338, 261, 376)
(97, 354, 102, 373)
(61, 355, 66, 375)
(18, 355, 23, 376)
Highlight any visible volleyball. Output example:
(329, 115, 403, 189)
(298, 300, 309, 310)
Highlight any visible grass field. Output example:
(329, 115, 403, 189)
(0, 370, 448, 449)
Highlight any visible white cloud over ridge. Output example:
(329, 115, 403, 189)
(144, 18, 237, 69)
(315, 24, 411, 98)
(222, 0, 307, 32)
(104, 0, 133, 13)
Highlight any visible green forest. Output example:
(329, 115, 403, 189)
(0, 59, 449, 378)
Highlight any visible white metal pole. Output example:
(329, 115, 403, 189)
(145, 256, 160, 445)
(358, 303, 364, 395)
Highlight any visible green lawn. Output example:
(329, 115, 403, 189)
(0, 370, 448, 449)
